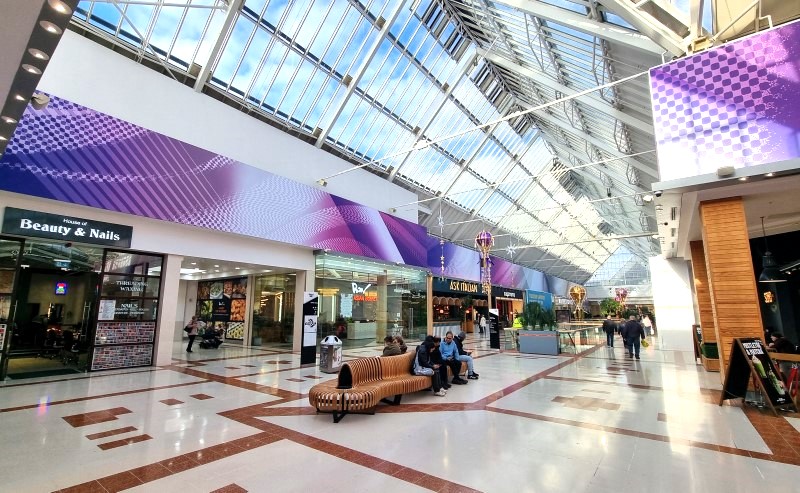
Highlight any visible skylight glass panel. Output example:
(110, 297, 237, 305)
(470, 140, 513, 184)
(401, 147, 462, 193)
(538, 0, 588, 15)
(479, 192, 515, 220)
(448, 172, 489, 211)
(229, 25, 270, 93)
(604, 12, 635, 30)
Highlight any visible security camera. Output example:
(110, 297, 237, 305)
(31, 93, 50, 111)
(654, 190, 663, 198)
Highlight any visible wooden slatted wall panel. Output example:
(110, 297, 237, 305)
(700, 198, 764, 381)
(689, 240, 717, 344)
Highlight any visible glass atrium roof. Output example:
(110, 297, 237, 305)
(69, 0, 714, 285)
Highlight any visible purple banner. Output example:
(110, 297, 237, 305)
(650, 20, 800, 182)
(0, 94, 568, 295)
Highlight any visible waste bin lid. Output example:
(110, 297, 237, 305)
(321, 335, 341, 344)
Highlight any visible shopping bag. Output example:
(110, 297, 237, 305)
(641, 339, 650, 348)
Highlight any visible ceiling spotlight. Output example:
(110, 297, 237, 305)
(765, 172, 774, 177)
(317, 178, 328, 187)
(0, 136, 7, 141)
(22, 64, 42, 75)
(39, 21, 62, 34)
(191, 262, 197, 265)
(738, 176, 748, 181)
(642, 194, 654, 203)
(214, 264, 219, 268)
(48, 0, 73, 15)
(14, 94, 26, 101)
(235, 266, 241, 270)
(28, 48, 50, 60)
(2, 116, 17, 124)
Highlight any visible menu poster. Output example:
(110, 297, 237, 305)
(720, 338, 796, 415)
(211, 299, 231, 321)
(98, 299, 117, 320)
(340, 294, 353, 318)
(0, 271, 14, 292)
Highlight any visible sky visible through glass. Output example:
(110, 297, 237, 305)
(70, 0, 686, 283)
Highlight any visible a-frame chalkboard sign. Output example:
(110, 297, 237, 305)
(719, 338, 797, 416)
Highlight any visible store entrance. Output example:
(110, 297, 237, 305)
(0, 239, 101, 380)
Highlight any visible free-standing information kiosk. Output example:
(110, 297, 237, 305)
(719, 338, 796, 416)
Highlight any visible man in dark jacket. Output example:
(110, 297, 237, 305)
(602, 315, 617, 347)
(621, 316, 645, 359)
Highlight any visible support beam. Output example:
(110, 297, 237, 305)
(492, 0, 666, 56)
(478, 49, 655, 134)
(315, 0, 408, 147)
(526, 103, 658, 179)
(193, 0, 243, 92)
(601, 0, 687, 55)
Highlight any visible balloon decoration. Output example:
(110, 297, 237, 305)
(475, 230, 494, 294)
(614, 287, 628, 307)
(569, 285, 587, 320)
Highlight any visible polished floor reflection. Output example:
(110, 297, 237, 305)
(1, 335, 798, 492)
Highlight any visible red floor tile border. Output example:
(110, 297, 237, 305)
(210, 484, 248, 493)
(97, 434, 153, 450)
(159, 398, 184, 406)
(63, 407, 132, 428)
(2, 380, 209, 414)
(190, 393, 214, 400)
(86, 426, 138, 440)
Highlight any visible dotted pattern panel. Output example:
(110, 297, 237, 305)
(649, 22, 800, 181)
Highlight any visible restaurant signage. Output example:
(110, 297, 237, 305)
(433, 278, 481, 295)
(492, 286, 524, 299)
(720, 338, 796, 415)
(2, 207, 132, 247)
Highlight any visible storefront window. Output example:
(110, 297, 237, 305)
(315, 254, 428, 343)
(251, 274, 296, 346)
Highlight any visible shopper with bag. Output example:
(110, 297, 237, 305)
(621, 315, 645, 359)
(184, 316, 203, 353)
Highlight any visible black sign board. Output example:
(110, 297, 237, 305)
(432, 277, 482, 296)
(488, 309, 500, 349)
(492, 286, 524, 299)
(720, 338, 796, 415)
(300, 292, 319, 365)
(211, 299, 231, 321)
(2, 207, 132, 247)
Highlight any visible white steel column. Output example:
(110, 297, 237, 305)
(154, 253, 183, 365)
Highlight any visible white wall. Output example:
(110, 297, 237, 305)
(38, 31, 419, 224)
(649, 256, 696, 351)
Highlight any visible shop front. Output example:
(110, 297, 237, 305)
(315, 253, 427, 345)
(0, 207, 164, 379)
(492, 286, 525, 327)
(431, 277, 488, 335)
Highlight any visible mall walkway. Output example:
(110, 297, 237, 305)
(1, 335, 798, 492)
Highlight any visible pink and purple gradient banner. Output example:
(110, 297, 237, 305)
(0, 94, 567, 294)
(650, 20, 800, 182)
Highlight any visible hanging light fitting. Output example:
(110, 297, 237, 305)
(758, 217, 786, 283)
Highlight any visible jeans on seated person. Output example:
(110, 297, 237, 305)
(457, 354, 474, 375)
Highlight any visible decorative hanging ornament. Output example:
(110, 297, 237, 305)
(438, 203, 446, 279)
(569, 285, 586, 320)
(615, 287, 628, 307)
(475, 230, 494, 294)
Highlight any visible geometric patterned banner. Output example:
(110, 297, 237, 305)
(649, 20, 800, 182)
(0, 94, 567, 294)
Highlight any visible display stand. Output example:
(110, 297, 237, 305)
(719, 338, 796, 416)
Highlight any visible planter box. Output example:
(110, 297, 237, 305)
(518, 330, 559, 355)
(701, 354, 720, 372)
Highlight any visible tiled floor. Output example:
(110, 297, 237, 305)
(1, 336, 798, 492)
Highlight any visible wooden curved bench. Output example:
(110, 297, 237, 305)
(308, 351, 431, 422)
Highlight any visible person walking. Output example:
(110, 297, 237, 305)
(602, 315, 617, 347)
(621, 315, 645, 359)
(479, 315, 487, 336)
(185, 316, 203, 353)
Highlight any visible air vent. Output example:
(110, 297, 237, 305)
(671, 206, 678, 221)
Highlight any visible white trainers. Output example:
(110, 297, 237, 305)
(434, 389, 447, 397)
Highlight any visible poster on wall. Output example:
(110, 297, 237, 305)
(98, 299, 117, 320)
(196, 277, 247, 341)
